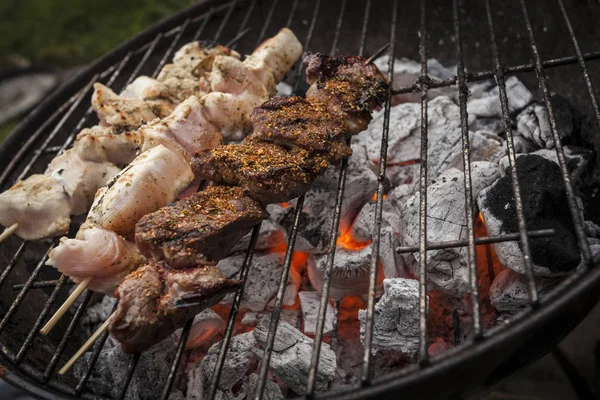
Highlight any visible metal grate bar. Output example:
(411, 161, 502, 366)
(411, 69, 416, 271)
(484, 0, 539, 304)
(416, 0, 430, 363)
(213, 0, 239, 43)
(13, 279, 74, 291)
(519, 0, 592, 263)
(152, 19, 191, 78)
(396, 228, 556, 253)
(116, 353, 141, 400)
(193, 7, 216, 42)
(161, 319, 193, 400)
(14, 74, 98, 183)
(254, 0, 323, 396)
(556, 0, 600, 137)
(124, 33, 163, 88)
(306, 0, 362, 394)
(257, 0, 280, 46)
(15, 275, 69, 364)
(0, 242, 27, 288)
(285, 0, 300, 29)
(206, 224, 261, 400)
(75, 303, 118, 396)
(232, 0, 256, 50)
(43, 290, 93, 381)
(390, 50, 600, 96)
(0, 242, 55, 336)
(452, 0, 481, 337)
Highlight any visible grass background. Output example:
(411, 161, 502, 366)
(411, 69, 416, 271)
(0, 0, 193, 140)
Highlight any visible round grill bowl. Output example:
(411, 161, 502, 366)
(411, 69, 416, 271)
(0, 0, 599, 399)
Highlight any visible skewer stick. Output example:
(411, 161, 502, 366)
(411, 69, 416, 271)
(0, 223, 19, 244)
(40, 276, 93, 335)
(365, 42, 391, 64)
(59, 317, 110, 375)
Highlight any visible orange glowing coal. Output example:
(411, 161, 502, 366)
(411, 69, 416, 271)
(371, 192, 388, 201)
(336, 227, 371, 251)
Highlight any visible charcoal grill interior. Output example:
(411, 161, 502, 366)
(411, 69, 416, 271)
(0, 0, 600, 399)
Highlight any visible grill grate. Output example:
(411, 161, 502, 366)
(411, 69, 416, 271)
(0, 0, 599, 399)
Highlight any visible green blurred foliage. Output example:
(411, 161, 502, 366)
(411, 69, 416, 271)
(0, 0, 192, 66)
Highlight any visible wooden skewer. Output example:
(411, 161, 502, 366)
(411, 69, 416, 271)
(0, 223, 19, 244)
(59, 317, 110, 375)
(40, 276, 93, 335)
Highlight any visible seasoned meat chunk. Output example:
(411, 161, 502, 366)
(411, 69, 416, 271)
(135, 186, 267, 269)
(109, 263, 240, 354)
(192, 142, 330, 204)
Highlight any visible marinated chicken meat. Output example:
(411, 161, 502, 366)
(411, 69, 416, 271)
(47, 227, 145, 293)
(74, 125, 144, 167)
(192, 141, 329, 204)
(135, 186, 268, 269)
(108, 52, 386, 353)
(110, 263, 240, 354)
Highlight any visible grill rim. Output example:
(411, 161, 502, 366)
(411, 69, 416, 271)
(0, 0, 599, 399)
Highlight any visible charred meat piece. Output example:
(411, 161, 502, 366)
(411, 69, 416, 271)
(303, 52, 387, 133)
(135, 186, 267, 269)
(109, 263, 240, 354)
(246, 96, 351, 163)
(192, 141, 330, 204)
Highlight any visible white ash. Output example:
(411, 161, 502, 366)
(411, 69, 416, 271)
(276, 82, 293, 96)
(373, 56, 457, 102)
(217, 252, 300, 312)
(241, 308, 299, 328)
(351, 200, 409, 279)
(173, 309, 223, 350)
(73, 336, 178, 400)
(358, 278, 423, 359)
(200, 332, 257, 393)
(298, 291, 336, 335)
(308, 246, 381, 300)
(252, 317, 336, 394)
(467, 76, 533, 118)
(490, 269, 561, 313)
(398, 162, 501, 296)
(230, 219, 283, 253)
(385, 162, 420, 189)
(584, 220, 600, 238)
(469, 116, 505, 136)
(240, 373, 284, 400)
(80, 295, 119, 348)
(515, 103, 552, 152)
(463, 130, 506, 167)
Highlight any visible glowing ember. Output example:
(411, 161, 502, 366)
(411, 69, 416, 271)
(280, 202, 290, 208)
(371, 192, 388, 201)
(336, 228, 371, 251)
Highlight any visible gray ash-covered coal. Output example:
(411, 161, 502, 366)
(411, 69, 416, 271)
(490, 269, 561, 313)
(253, 317, 336, 395)
(478, 154, 582, 276)
(298, 291, 336, 335)
(396, 162, 501, 296)
(358, 278, 422, 359)
(230, 218, 283, 253)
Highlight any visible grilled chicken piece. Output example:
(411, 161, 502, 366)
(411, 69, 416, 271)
(74, 125, 144, 167)
(192, 141, 329, 204)
(47, 227, 145, 293)
(304, 52, 387, 134)
(109, 263, 240, 354)
(140, 96, 223, 161)
(0, 175, 71, 240)
(47, 149, 121, 214)
(92, 83, 174, 131)
(135, 186, 267, 269)
(84, 145, 194, 239)
(172, 41, 240, 77)
(247, 96, 352, 164)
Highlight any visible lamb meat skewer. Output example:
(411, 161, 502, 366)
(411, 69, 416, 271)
(41, 28, 303, 335)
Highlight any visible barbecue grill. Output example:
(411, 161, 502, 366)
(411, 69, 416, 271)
(1, 0, 599, 398)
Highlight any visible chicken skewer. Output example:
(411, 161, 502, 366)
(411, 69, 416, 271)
(0, 41, 240, 243)
(42, 28, 303, 335)
(59, 52, 387, 373)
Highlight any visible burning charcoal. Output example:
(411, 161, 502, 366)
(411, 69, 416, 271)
(80, 295, 119, 348)
(490, 269, 561, 313)
(230, 219, 283, 253)
(469, 117, 505, 136)
(399, 162, 501, 296)
(308, 245, 382, 300)
(515, 103, 552, 152)
(240, 373, 284, 400)
(462, 130, 506, 166)
(373, 56, 456, 102)
(358, 278, 423, 359)
(242, 308, 299, 328)
(173, 309, 223, 350)
(74, 337, 177, 400)
(385, 162, 420, 189)
(253, 317, 336, 394)
(217, 252, 300, 312)
(467, 76, 533, 118)
(200, 332, 257, 393)
(298, 291, 336, 335)
(478, 155, 582, 276)
(584, 220, 600, 238)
